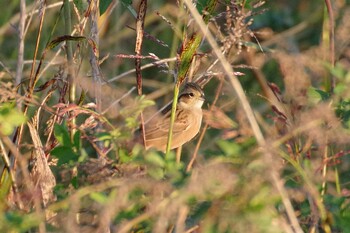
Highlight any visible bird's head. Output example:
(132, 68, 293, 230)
(178, 82, 205, 109)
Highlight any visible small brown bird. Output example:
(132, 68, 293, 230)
(144, 82, 205, 151)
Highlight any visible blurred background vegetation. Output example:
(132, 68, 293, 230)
(0, 0, 350, 232)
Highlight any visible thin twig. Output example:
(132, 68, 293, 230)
(0, 61, 14, 78)
(15, 0, 26, 89)
(102, 86, 136, 115)
(63, 1, 74, 99)
(135, 0, 148, 148)
(63, 0, 76, 138)
(27, 0, 46, 93)
(0, 1, 69, 37)
(185, 225, 199, 233)
(165, 82, 180, 156)
(107, 57, 176, 83)
(89, 0, 101, 112)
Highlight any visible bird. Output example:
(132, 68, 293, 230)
(143, 82, 205, 152)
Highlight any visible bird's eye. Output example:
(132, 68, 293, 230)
(188, 93, 194, 97)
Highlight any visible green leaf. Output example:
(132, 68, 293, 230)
(5, 211, 40, 231)
(119, 149, 131, 163)
(121, 0, 132, 5)
(100, 0, 113, 15)
(216, 140, 241, 156)
(196, 0, 210, 13)
(188, 201, 212, 221)
(0, 170, 12, 201)
(51, 146, 79, 166)
(137, 96, 155, 109)
(54, 123, 72, 147)
(73, 130, 81, 150)
(46, 35, 85, 50)
(178, 34, 202, 81)
(145, 152, 166, 167)
(0, 123, 13, 136)
(0, 103, 26, 135)
(336, 100, 350, 128)
(328, 63, 347, 80)
(78, 149, 88, 163)
(90, 192, 108, 204)
(334, 83, 347, 95)
(125, 117, 138, 129)
(196, 0, 218, 23)
(96, 132, 113, 141)
(147, 167, 164, 180)
(71, 176, 78, 189)
(120, 0, 136, 18)
(307, 87, 330, 104)
(73, 0, 87, 14)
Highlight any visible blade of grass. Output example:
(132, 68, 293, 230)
(323, 0, 335, 93)
(165, 82, 180, 157)
(64, 0, 76, 138)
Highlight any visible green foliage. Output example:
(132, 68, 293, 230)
(46, 36, 86, 50)
(120, 0, 137, 18)
(333, 64, 350, 128)
(144, 150, 186, 183)
(216, 139, 242, 156)
(89, 191, 109, 204)
(51, 122, 81, 166)
(0, 103, 26, 135)
(120, 95, 154, 129)
(0, 211, 40, 233)
(99, 0, 113, 15)
(336, 100, 350, 128)
(196, 0, 218, 23)
(178, 35, 202, 81)
(323, 195, 350, 231)
(73, 0, 88, 14)
(307, 87, 331, 104)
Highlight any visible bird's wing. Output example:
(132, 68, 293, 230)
(144, 109, 190, 139)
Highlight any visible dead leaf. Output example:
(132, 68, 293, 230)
(28, 122, 56, 207)
(203, 106, 237, 129)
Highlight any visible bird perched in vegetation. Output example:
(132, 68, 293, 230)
(143, 82, 205, 152)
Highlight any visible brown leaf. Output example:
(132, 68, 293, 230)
(28, 122, 56, 206)
(222, 130, 240, 140)
(203, 106, 237, 129)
